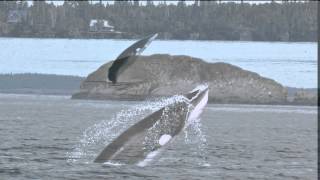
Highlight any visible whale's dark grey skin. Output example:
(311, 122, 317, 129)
(94, 85, 209, 166)
(108, 33, 158, 84)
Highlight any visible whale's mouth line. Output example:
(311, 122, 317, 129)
(185, 90, 200, 101)
(185, 84, 209, 103)
(188, 90, 208, 121)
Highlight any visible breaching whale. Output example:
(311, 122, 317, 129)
(108, 33, 158, 84)
(94, 85, 209, 166)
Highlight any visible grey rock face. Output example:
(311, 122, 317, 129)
(72, 54, 287, 104)
(292, 89, 318, 105)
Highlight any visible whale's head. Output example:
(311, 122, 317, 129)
(184, 84, 209, 122)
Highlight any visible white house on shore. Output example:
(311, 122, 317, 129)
(89, 19, 114, 32)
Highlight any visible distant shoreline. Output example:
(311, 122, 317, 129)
(0, 73, 84, 96)
(0, 73, 317, 106)
(0, 36, 316, 43)
(0, 1, 316, 42)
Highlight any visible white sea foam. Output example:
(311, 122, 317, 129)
(103, 161, 125, 166)
(137, 150, 160, 167)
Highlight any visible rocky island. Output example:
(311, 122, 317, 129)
(71, 54, 316, 105)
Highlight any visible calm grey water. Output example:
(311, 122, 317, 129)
(0, 38, 317, 88)
(0, 94, 317, 179)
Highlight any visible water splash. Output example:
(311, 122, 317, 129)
(184, 120, 210, 167)
(67, 95, 187, 163)
(67, 84, 209, 165)
(184, 110, 211, 167)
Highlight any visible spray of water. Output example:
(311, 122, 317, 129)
(67, 95, 187, 163)
(67, 84, 209, 166)
(184, 117, 210, 167)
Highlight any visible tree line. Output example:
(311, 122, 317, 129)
(0, 0, 317, 41)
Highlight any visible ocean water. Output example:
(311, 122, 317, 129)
(0, 94, 317, 179)
(0, 38, 317, 88)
